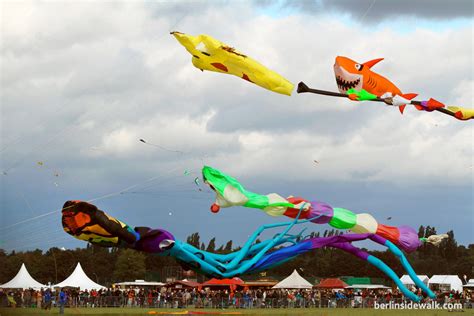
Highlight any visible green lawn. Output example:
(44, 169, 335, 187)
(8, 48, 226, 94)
(0, 308, 464, 316)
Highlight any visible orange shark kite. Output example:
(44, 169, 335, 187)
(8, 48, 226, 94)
(297, 56, 472, 120)
(333, 56, 418, 113)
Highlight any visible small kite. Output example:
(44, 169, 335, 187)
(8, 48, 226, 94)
(61, 200, 434, 302)
(171, 31, 294, 96)
(139, 138, 185, 154)
(194, 177, 202, 191)
(297, 56, 473, 120)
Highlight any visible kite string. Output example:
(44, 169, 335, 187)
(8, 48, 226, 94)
(2, 102, 113, 175)
(360, 0, 377, 24)
(0, 165, 185, 232)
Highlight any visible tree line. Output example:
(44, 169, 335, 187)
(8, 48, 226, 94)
(0, 226, 472, 286)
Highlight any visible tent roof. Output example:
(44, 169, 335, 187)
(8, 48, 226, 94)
(244, 280, 278, 287)
(429, 275, 462, 283)
(345, 277, 371, 285)
(53, 263, 105, 291)
(114, 280, 165, 286)
(346, 284, 391, 289)
(463, 279, 474, 288)
(166, 279, 201, 288)
(203, 277, 244, 286)
(400, 275, 429, 285)
(316, 278, 348, 288)
(0, 263, 46, 289)
(428, 275, 463, 292)
(272, 270, 313, 289)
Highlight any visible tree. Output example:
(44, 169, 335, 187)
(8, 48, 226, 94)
(113, 249, 146, 281)
(186, 232, 201, 248)
(418, 225, 425, 238)
(224, 240, 233, 253)
(206, 238, 216, 252)
(440, 230, 458, 262)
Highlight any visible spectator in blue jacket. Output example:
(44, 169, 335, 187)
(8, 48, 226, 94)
(43, 289, 52, 310)
(59, 288, 67, 314)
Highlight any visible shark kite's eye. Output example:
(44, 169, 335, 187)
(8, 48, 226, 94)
(355, 64, 364, 71)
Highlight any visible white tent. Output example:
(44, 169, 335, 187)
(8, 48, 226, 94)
(400, 275, 429, 287)
(272, 270, 313, 289)
(463, 279, 474, 288)
(428, 275, 463, 293)
(53, 262, 106, 291)
(0, 263, 46, 289)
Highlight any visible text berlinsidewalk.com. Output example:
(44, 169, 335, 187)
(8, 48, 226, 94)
(374, 301, 463, 310)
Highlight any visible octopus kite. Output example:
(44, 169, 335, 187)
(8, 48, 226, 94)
(297, 56, 473, 120)
(62, 178, 443, 303)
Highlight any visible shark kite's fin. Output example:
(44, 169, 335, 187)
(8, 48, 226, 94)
(363, 58, 384, 69)
(399, 93, 418, 114)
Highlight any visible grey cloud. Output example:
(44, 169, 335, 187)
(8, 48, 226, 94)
(269, 0, 473, 22)
(0, 1, 472, 252)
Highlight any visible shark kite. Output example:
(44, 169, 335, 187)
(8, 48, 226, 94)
(298, 56, 473, 120)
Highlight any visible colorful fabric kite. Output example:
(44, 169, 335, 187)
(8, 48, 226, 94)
(61, 200, 434, 302)
(172, 32, 294, 95)
(297, 56, 473, 120)
(202, 166, 447, 253)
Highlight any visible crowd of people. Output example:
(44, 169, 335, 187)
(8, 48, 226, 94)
(1, 287, 473, 309)
(0, 287, 68, 314)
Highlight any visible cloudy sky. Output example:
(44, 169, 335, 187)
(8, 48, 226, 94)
(0, 0, 472, 252)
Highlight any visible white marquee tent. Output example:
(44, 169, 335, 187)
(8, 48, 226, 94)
(0, 263, 46, 289)
(272, 269, 313, 289)
(428, 275, 463, 293)
(400, 275, 429, 287)
(463, 279, 474, 288)
(52, 262, 106, 291)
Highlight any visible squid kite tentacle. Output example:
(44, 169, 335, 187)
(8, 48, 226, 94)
(202, 165, 448, 254)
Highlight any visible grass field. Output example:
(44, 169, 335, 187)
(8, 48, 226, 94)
(0, 307, 466, 316)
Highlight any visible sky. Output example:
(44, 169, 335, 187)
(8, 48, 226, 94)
(0, 0, 472, 252)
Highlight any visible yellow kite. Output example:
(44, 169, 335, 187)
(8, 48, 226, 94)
(447, 106, 474, 120)
(172, 32, 294, 96)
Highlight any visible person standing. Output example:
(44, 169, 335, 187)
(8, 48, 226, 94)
(59, 288, 67, 314)
(43, 289, 52, 310)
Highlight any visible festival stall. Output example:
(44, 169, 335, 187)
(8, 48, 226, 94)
(202, 277, 244, 291)
(242, 278, 278, 289)
(400, 275, 429, 289)
(113, 280, 165, 289)
(165, 279, 201, 289)
(315, 278, 348, 289)
(345, 284, 391, 289)
(428, 275, 463, 293)
(463, 279, 474, 288)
